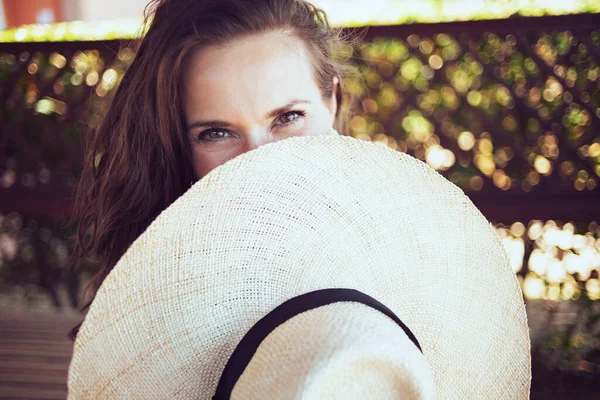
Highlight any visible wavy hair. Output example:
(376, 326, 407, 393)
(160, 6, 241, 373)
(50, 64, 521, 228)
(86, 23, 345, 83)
(69, 0, 354, 339)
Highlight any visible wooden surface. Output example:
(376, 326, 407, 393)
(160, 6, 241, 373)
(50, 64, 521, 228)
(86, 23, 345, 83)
(0, 312, 82, 400)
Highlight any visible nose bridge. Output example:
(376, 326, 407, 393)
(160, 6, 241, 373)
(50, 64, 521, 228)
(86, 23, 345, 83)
(245, 127, 275, 151)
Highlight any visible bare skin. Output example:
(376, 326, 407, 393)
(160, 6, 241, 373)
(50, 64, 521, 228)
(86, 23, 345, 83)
(182, 30, 338, 178)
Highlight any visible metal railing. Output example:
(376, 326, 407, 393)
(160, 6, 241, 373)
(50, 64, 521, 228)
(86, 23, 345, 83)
(0, 13, 599, 306)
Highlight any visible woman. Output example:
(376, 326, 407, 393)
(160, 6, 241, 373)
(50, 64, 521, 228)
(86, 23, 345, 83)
(68, 120, 531, 399)
(70, 0, 353, 337)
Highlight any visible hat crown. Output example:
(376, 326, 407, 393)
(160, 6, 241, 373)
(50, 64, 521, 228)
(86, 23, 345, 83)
(69, 135, 530, 399)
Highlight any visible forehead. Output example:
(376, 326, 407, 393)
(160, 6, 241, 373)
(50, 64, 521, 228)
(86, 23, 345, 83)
(182, 31, 321, 118)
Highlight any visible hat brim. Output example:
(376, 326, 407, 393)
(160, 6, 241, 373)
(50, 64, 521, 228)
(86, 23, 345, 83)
(68, 135, 531, 398)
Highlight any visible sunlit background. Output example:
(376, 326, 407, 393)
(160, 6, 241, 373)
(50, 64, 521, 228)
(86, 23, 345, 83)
(0, 0, 599, 399)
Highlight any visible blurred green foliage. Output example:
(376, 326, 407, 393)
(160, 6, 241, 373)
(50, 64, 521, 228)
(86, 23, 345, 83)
(0, 17, 599, 392)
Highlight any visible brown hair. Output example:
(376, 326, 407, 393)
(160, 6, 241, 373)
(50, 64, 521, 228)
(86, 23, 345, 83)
(70, 0, 353, 339)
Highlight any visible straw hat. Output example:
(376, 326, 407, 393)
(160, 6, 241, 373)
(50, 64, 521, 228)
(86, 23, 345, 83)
(68, 134, 531, 399)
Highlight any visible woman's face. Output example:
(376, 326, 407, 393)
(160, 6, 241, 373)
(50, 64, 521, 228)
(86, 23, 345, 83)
(182, 30, 338, 179)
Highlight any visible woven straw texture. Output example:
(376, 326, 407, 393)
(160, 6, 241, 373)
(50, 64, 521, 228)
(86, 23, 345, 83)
(232, 302, 436, 399)
(68, 135, 531, 399)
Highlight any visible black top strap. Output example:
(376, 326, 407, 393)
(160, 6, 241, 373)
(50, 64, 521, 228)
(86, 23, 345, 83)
(213, 288, 422, 399)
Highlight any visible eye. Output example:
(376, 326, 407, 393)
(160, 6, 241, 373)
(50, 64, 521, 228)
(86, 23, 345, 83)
(277, 110, 305, 125)
(196, 129, 232, 142)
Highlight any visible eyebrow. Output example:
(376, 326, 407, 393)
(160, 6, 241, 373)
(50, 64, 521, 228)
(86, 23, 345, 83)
(186, 99, 313, 131)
